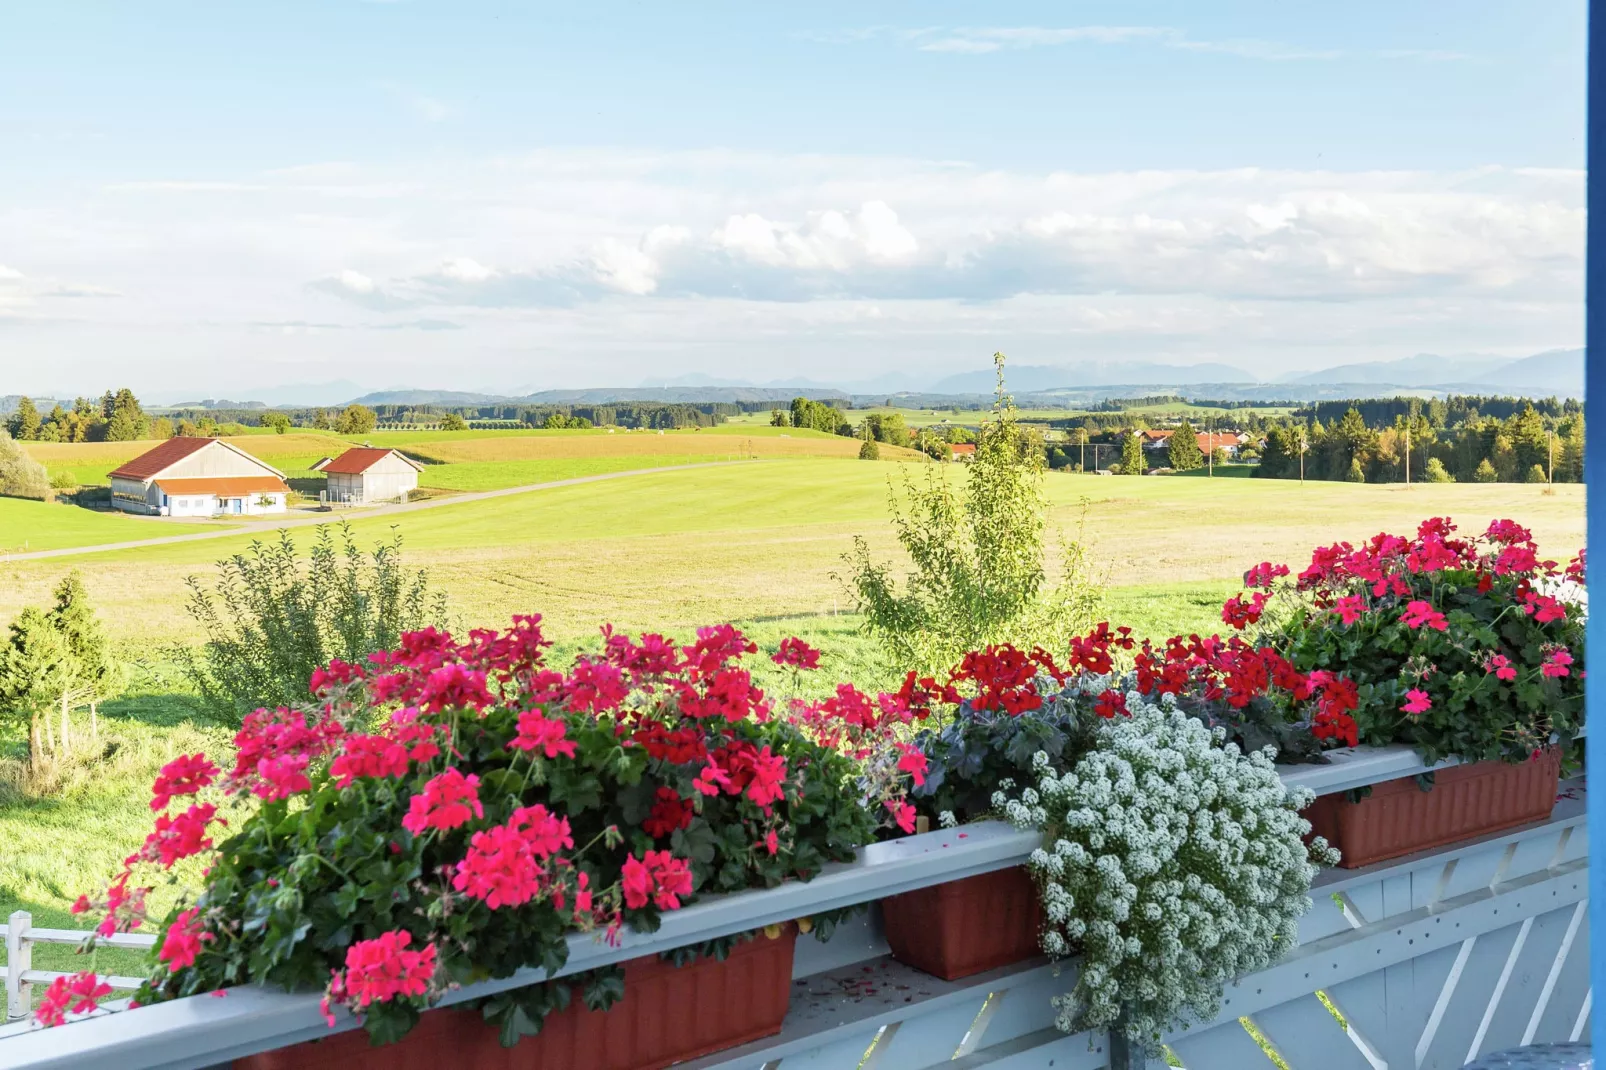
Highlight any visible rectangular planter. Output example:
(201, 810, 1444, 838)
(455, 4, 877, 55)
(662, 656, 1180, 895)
(1303, 751, 1561, 869)
(236, 925, 797, 1070)
(881, 866, 1042, 981)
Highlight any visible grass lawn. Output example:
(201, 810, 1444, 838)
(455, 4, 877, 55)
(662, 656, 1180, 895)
(0, 457, 1585, 985)
(0, 498, 244, 554)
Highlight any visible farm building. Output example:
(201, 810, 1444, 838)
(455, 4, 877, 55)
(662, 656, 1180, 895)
(311, 447, 423, 504)
(107, 437, 288, 517)
(949, 442, 976, 460)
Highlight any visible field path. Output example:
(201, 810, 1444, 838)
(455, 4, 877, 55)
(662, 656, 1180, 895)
(0, 460, 753, 562)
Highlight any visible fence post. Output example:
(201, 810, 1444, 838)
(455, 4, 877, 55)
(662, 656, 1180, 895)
(5, 909, 32, 1022)
(1108, 1007, 1152, 1070)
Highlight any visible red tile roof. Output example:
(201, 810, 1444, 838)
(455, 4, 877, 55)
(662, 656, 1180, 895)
(155, 476, 288, 496)
(949, 443, 976, 455)
(108, 437, 217, 480)
(1140, 429, 1174, 442)
(319, 447, 421, 475)
(1196, 432, 1240, 454)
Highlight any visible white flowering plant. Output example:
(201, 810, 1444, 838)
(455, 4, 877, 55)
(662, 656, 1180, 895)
(994, 686, 1338, 1047)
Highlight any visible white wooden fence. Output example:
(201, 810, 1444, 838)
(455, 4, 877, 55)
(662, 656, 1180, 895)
(0, 745, 1588, 1070)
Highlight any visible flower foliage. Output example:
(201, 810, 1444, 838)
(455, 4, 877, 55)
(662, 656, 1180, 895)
(995, 693, 1335, 1043)
(1254, 518, 1585, 764)
(73, 614, 878, 1048)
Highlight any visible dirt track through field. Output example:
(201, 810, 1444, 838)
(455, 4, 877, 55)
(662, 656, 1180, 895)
(0, 460, 753, 563)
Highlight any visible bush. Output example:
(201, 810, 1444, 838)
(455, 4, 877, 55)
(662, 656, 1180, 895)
(178, 523, 448, 723)
(996, 694, 1334, 1045)
(0, 429, 50, 499)
(858, 437, 880, 460)
(439, 413, 468, 431)
(1474, 458, 1499, 482)
(841, 353, 1103, 674)
(1422, 457, 1454, 483)
(74, 619, 886, 1047)
(49, 470, 78, 490)
(1247, 518, 1585, 765)
(1526, 463, 1549, 484)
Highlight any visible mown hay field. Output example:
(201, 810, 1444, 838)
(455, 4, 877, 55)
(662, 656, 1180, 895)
(23, 425, 926, 487)
(0, 460, 1584, 972)
(0, 462, 1583, 650)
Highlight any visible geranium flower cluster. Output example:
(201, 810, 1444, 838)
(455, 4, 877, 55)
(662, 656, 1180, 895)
(66, 613, 876, 1049)
(1237, 517, 1586, 764)
(994, 692, 1337, 1042)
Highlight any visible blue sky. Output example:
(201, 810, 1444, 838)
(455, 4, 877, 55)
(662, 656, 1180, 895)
(0, 1, 1586, 398)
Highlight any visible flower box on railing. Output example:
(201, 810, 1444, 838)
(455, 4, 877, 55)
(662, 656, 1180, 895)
(1302, 750, 1562, 868)
(881, 867, 1042, 980)
(237, 926, 798, 1070)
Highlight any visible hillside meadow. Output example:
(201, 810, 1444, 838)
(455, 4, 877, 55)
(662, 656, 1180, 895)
(23, 424, 927, 489)
(0, 459, 1585, 987)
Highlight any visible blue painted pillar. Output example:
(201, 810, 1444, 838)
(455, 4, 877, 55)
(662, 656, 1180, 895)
(1591, 0, 1606, 1055)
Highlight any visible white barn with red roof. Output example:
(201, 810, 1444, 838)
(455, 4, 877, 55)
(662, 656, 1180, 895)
(108, 438, 289, 517)
(310, 447, 422, 504)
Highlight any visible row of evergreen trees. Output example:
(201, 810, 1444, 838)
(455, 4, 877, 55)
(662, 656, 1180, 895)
(1257, 404, 1583, 484)
(7, 389, 149, 443)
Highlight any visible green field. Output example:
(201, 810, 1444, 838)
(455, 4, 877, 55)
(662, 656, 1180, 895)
(728, 402, 1298, 430)
(0, 438, 1587, 986)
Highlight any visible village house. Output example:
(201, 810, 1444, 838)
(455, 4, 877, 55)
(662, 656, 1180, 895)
(311, 447, 423, 504)
(108, 437, 289, 516)
(949, 442, 976, 460)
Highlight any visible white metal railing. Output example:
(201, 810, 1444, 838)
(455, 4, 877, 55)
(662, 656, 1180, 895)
(3, 914, 154, 1022)
(0, 744, 1583, 1070)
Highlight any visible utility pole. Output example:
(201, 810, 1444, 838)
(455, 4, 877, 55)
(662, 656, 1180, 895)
(1549, 430, 1556, 486)
(1299, 427, 1306, 485)
(1404, 420, 1410, 488)
(1207, 417, 1213, 477)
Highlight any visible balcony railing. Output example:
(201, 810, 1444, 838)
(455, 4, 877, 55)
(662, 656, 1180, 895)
(0, 744, 1589, 1070)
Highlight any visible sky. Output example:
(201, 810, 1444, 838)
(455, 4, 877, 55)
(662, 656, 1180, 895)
(0, 1, 1586, 400)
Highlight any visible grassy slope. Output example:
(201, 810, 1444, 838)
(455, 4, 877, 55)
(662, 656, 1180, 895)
(0, 463, 1585, 963)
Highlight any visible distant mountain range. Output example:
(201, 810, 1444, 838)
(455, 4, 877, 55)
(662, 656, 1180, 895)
(13, 348, 1575, 416)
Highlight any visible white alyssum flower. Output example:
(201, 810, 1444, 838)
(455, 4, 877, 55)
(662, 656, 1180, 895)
(997, 693, 1337, 1044)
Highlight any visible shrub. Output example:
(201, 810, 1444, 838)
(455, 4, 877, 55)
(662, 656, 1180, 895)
(439, 413, 468, 431)
(1422, 457, 1454, 483)
(1474, 458, 1498, 482)
(0, 429, 50, 499)
(0, 573, 123, 768)
(841, 353, 1103, 673)
(49, 469, 78, 490)
(858, 437, 880, 460)
(1238, 518, 1585, 765)
(995, 692, 1334, 1046)
(179, 523, 447, 723)
(72, 618, 887, 1047)
(1526, 463, 1549, 483)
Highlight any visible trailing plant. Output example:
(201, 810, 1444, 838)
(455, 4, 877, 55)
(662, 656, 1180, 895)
(178, 522, 447, 724)
(1227, 518, 1586, 765)
(841, 352, 1103, 674)
(994, 690, 1335, 1047)
(62, 617, 888, 1047)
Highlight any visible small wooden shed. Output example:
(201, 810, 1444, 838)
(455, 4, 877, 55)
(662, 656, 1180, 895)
(311, 447, 423, 504)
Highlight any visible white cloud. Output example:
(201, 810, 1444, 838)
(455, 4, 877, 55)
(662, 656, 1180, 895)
(0, 150, 1580, 388)
(824, 25, 1468, 63)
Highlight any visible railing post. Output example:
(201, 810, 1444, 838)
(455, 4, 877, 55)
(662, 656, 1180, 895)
(5, 909, 32, 1022)
(1108, 1006, 1152, 1069)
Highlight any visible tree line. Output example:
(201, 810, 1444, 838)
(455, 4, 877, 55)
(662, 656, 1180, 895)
(1257, 403, 1583, 484)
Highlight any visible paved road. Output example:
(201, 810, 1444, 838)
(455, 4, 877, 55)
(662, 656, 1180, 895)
(0, 460, 751, 563)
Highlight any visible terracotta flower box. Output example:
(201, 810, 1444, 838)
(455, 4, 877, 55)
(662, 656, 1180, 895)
(881, 867, 1043, 980)
(1303, 750, 1562, 869)
(236, 925, 798, 1070)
